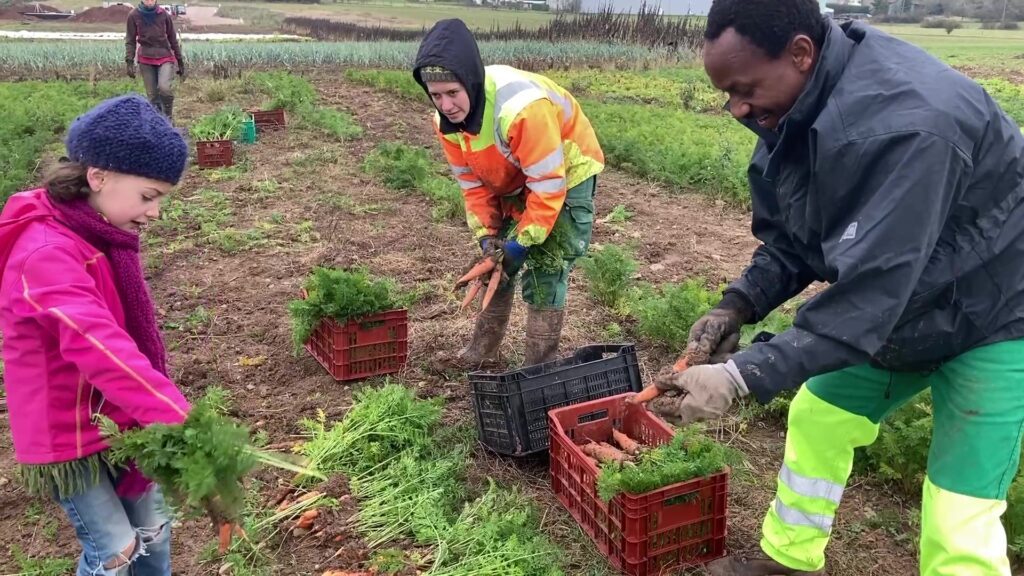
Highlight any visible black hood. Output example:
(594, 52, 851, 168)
(412, 18, 486, 135)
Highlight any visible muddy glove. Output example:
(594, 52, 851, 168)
(686, 292, 754, 365)
(126, 62, 136, 79)
(647, 362, 748, 425)
(177, 61, 186, 80)
(479, 236, 499, 256)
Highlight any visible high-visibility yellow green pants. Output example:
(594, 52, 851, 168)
(761, 339, 1024, 575)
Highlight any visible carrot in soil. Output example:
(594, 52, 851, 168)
(454, 258, 496, 288)
(612, 429, 642, 456)
(295, 490, 322, 504)
(460, 280, 482, 311)
(294, 509, 319, 530)
(581, 441, 632, 465)
(270, 486, 295, 507)
(218, 523, 233, 554)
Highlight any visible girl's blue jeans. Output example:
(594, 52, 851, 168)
(57, 468, 172, 576)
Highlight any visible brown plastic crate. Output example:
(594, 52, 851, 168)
(196, 140, 233, 168)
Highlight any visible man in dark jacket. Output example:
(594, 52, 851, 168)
(647, 0, 1024, 574)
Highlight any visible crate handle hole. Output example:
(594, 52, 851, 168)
(576, 408, 608, 425)
(664, 492, 700, 508)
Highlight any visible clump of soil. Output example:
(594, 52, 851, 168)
(73, 4, 132, 23)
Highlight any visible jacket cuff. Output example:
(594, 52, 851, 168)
(724, 279, 770, 323)
(718, 290, 756, 324)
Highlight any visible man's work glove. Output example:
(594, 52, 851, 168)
(177, 61, 186, 80)
(126, 62, 136, 79)
(686, 291, 754, 365)
(647, 362, 748, 425)
(499, 239, 528, 276)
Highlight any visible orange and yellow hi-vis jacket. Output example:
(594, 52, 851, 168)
(436, 65, 605, 247)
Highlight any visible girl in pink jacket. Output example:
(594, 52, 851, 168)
(0, 94, 191, 575)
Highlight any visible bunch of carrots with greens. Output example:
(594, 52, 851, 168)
(96, 387, 323, 554)
(589, 425, 741, 502)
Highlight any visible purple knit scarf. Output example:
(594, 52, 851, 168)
(53, 197, 168, 377)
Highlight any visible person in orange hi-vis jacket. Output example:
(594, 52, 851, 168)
(412, 18, 605, 369)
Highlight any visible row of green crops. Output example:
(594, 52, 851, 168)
(0, 40, 683, 76)
(0, 80, 138, 203)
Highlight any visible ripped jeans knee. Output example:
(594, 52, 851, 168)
(57, 470, 173, 576)
(92, 521, 170, 575)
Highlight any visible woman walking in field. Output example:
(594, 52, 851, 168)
(125, 0, 185, 120)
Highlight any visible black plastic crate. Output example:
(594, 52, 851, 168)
(470, 343, 643, 456)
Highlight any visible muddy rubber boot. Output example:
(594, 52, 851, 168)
(454, 288, 514, 370)
(523, 306, 564, 366)
(707, 555, 824, 576)
(161, 94, 174, 121)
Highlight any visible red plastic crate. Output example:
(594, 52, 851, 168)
(251, 108, 286, 131)
(196, 140, 233, 168)
(549, 394, 728, 575)
(304, 309, 408, 381)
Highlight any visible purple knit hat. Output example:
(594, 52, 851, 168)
(65, 94, 188, 185)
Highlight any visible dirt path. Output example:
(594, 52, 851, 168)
(182, 5, 242, 27)
(0, 74, 919, 575)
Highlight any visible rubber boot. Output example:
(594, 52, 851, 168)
(523, 306, 564, 366)
(707, 555, 824, 576)
(455, 288, 514, 370)
(161, 94, 174, 121)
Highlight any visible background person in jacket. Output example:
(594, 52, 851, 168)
(0, 95, 191, 576)
(646, 0, 1024, 574)
(412, 18, 605, 367)
(125, 0, 185, 119)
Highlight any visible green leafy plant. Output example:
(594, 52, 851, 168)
(855, 392, 933, 496)
(97, 388, 318, 523)
(296, 382, 442, 480)
(580, 244, 637, 309)
(1005, 476, 1024, 562)
(249, 71, 317, 112)
(298, 106, 363, 141)
(288, 267, 400, 351)
(363, 142, 433, 191)
(629, 279, 719, 349)
(9, 546, 74, 576)
(190, 105, 246, 141)
(596, 426, 741, 501)
(602, 204, 633, 224)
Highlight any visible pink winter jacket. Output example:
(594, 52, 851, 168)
(0, 189, 190, 465)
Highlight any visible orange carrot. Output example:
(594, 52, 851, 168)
(612, 429, 642, 456)
(295, 490, 323, 504)
(460, 280, 482, 311)
(581, 441, 631, 464)
(218, 523, 233, 554)
(455, 258, 496, 288)
(480, 262, 503, 310)
(672, 356, 689, 373)
(294, 508, 319, 530)
(627, 385, 663, 405)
